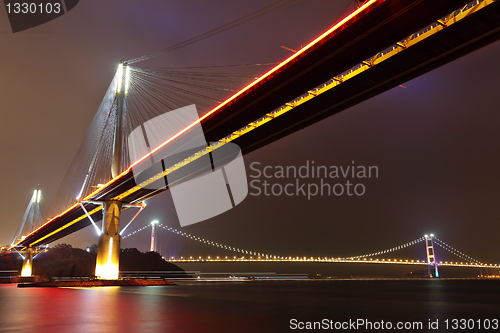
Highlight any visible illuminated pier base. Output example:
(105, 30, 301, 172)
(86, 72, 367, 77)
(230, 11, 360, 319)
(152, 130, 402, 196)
(21, 247, 33, 277)
(95, 201, 122, 279)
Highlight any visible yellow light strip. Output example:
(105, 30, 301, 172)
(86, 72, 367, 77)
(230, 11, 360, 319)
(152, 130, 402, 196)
(11, 0, 380, 248)
(109, 0, 494, 201)
(167, 258, 498, 268)
(16, 0, 491, 247)
(84, 0, 380, 198)
(29, 207, 102, 247)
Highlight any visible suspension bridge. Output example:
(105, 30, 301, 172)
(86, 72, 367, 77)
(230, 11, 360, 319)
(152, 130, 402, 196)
(118, 222, 499, 279)
(8, 0, 500, 279)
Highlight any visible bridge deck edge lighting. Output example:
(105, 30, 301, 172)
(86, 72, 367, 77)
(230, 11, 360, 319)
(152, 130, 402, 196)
(109, 0, 495, 202)
(11, 0, 379, 248)
(18, 0, 495, 247)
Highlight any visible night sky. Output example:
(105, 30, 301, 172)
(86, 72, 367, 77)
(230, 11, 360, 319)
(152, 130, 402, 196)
(1, 0, 499, 263)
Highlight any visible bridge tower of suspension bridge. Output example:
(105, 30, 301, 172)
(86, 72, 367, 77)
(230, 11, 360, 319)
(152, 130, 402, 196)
(95, 62, 130, 280)
(425, 234, 439, 278)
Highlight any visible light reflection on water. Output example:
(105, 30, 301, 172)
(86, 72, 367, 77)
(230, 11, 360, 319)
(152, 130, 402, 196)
(0, 280, 499, 333)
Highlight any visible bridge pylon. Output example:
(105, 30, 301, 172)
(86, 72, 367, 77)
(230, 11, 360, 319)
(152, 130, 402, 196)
(21, 247, 33, 277)
(13, 189, 43, 277)
(95, 61, 130, 280)
(95, 62, 130, 279)
(425, 234, 439, 278)
(111, 61, 130, 179)
(95, 200, 122, 279)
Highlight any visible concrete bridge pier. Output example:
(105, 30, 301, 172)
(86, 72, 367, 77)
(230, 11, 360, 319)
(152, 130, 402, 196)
(95, 200, 122, 279)
(21, 246, 33, 277)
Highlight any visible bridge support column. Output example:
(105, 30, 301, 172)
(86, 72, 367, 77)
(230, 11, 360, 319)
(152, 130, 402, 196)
(21, 247, 33, 277)
(111, 61, 128, 179)
(95, 200, 122, 279)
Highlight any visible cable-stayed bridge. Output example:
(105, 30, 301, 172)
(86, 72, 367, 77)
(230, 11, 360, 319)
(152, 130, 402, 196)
(9, 0, 500, 279)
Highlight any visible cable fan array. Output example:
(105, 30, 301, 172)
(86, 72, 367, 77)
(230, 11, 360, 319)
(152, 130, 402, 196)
(44, 0, 305, 220)
(47, 64, 268, 219)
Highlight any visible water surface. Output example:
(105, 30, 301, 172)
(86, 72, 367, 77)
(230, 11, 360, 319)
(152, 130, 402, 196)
(0, 279, 498, 332)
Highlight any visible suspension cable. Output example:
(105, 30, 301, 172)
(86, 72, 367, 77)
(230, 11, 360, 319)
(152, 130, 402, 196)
(157, 224, 281, 258)
(122, 224, 151, 239)
(433, 237, 483, 264)
(341, 237, 426, 260)
(127, 0, 302, 64)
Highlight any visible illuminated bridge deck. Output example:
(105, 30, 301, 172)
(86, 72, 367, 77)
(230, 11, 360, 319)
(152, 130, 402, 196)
(169, 257, 500, 269)
(15, 0, 500, 249)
